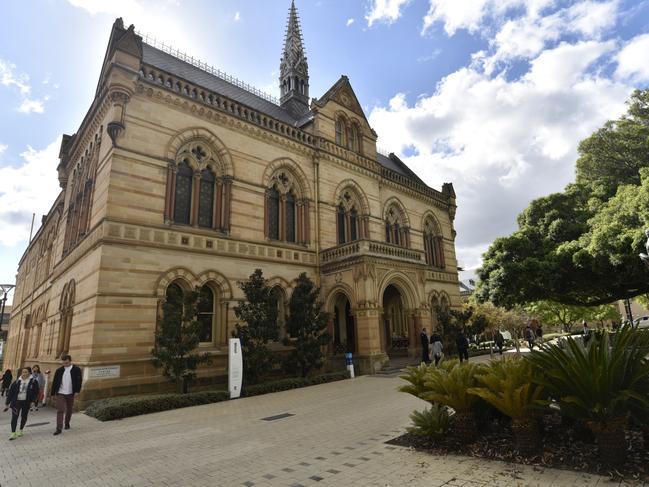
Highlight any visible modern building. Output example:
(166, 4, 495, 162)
(5, 3, 460, 403)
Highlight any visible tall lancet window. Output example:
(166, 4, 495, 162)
(174, 161, 192, 225)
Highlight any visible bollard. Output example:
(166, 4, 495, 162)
(345, 352, 355, 379)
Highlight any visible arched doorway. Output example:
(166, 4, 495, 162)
(332, 292, 355, 354)
(382, 284, 409, 357)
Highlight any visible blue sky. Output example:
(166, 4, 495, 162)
(1, 0, 649, 302)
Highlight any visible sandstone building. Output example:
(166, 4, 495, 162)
(5, 3, 460, 402)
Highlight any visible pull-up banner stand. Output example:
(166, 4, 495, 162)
(229, 338, 243, 399)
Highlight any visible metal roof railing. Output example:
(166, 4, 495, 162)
(137, 32, 280, 105)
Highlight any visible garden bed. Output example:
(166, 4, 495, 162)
(387, 412, 649, 482)
(85, 371, 349, 421)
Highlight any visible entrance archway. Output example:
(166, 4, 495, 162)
(332, 292, 356, 354)
(382, 284, 409, 357)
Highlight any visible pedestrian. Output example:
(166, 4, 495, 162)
(30, 365, 45, 411)
(1, 369, 12, 396)
(494, 330, 504, 355)
(420, 327, 430, 364)
(535, 325, 543, 345)
(430, 333, 444, 366)
(582, 321, 591, 346)
(456, 331, 469, 363)
(3, 367, 40, 440)
(525, 325, 535, 350)
(42, 370, 51, 407)
(51, 355, 83, 436)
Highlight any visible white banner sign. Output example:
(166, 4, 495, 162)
(228, 338, 243, 399)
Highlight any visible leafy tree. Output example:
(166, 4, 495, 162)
(283, 273, 331, 377)
(152, 286, 212, 393)
(436, 305, 473, 354)
(233, 269, 279, 385)
(477, 90, 649, 308)
(525, 300, 620, 333)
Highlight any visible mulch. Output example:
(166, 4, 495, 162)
(386, 412, 649, 482)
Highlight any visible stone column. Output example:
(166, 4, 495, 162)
(214, 178, 222, 230)
(164, 163, 176, 222)
(191, 171, 201, 227)
(303, 200, 310, 244)
(222, 177, 232, 231)
(354, 304, 388, 374)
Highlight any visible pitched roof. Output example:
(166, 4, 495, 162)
(142, 43, 298, 125)
(377, 153, 426, 186)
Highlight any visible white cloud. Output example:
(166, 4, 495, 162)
(17, 98, 45, 114)
(369, 39, 632, 273)
(0, 143, 7, 156)
(346, 18, 355, 27)
(616, 33, 649, 82)
(0, 58, 49, 114)
(66, 0, 143, 17)
(234, 11, 241, 22)
(0, 137, 62, 246)
(366, 0, 411, 27)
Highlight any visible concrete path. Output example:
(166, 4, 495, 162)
(0, 375, 638, 487)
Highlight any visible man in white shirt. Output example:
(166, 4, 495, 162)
(51, 355, 83, 435)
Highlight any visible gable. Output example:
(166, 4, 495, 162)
(313, 76, 373, 132)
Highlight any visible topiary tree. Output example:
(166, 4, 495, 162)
(152, 285, 212, 393)
(283, 273, 331, 377)
(233, 269, 279, 385)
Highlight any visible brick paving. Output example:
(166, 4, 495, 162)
(0, 375, 641, 486)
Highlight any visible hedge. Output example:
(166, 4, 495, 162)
(85, 371, 350, 421)
(242, 371, 350, 397)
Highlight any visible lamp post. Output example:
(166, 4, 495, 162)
(0, 284, 15, 341)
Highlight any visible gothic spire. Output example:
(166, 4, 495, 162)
(280, 0, 309, 117)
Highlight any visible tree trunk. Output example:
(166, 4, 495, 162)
(512, 418, 541, 456)
(588, 419, 627, 465)
(452, 411, 476, 444)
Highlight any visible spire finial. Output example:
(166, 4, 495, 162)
(279, 0, 309, 116)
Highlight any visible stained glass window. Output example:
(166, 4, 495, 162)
(198, 169, 215, 228)
(174, 162, 192, 224)
(286, 192, 296, 243)
(268, 187, 280, 240)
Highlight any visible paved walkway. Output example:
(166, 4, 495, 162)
(0, 375, 639, 487)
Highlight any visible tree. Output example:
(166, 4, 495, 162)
(436, 305, 473, 354)
(525, 300, 620, 333)
(283, 273, 331, 377)
(477, 90, 649, 308)
(152, 285, 212, 393)
(233, 269, 279, 385)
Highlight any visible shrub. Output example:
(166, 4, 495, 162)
(398, 363, 431, 400)
(469, 356, 545, 455)
(85, 391, 230, 421)
(407, 405, 450, 439)
(420, 361, 484, 443)
(242, 371, 349, 397)
(526, 327, 649, 465)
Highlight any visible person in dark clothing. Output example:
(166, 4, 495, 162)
(430, 333, 444, 366)
(3, 367, 39, 440)
(494, 331, 504, 355)
(1, 369, 12, 396)
(525, 325, 536, 350)
(535, 326, 543, 345)
(456, 332, 469, 363)
(51, 355, 83, 435)
(419, 328, 430, 364)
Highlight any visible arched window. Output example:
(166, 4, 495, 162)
(335, 118, 345, 146)
(350, 208, 358, 241)
(265, 170, 309, 245)
(423, 217, 445, 268)
(286, 192, 296, 243)
(347, 125, 356, 151)
(384, 204, 410, 247)
(337, 204, 346, 244)
(268, 187, 280, 241)
(197, 285, 214, 343)
(173, 161, 192, 225)
(57, 280, 75, 357)
(198, 169, 215, 228)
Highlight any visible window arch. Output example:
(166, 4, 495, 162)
(335, 118, 345, 146)
(270, 286, 287, 340)
(166, 140, 232, 232)
(384, 202, 410, 247)
(334, 115, 362, 154)
(264, 169, 309, 244)
(423, 216, 445, 268)
(336, 188, 368, 244)
(57, 280, 75, 357)
(197, 285, 215, 343)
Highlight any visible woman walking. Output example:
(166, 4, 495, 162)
(1, 369, 12, 396)
(3, 367, 40, 440)
(30, 365, 45, 411)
